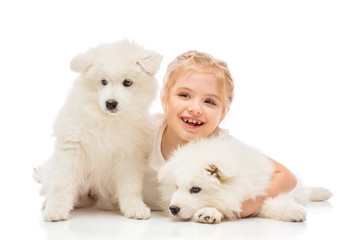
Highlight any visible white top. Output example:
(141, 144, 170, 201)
(142, 114, 227, 210)
(143, 114, 167, 210)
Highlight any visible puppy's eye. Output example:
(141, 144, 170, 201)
(123, 79, 133, 87)
(190, 186, 201, 194)
(101, 79, 108, 86)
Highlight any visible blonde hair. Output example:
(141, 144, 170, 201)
(161, 50, 234, 112)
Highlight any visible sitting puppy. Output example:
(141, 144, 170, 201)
(33, 40, 162, 222)
(158, 133, 332, 223)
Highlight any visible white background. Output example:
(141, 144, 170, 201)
(1, 0, 359, 239)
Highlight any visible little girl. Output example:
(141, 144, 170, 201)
(143, 50, 297, 218)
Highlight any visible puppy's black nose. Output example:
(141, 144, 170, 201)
(106, 100, 118, 110)
(169, 206, 180, 216)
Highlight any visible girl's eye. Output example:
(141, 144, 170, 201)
(190, 186, 201, 194)
(101, 79, 108, 86)
(123, 79, 133, 87)
(205, 99, 216, 105)
(179, 93, 190, 98)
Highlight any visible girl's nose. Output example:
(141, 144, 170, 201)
(187, 100, 203, 115)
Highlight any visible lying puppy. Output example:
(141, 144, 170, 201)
(158, 133, 332, 223)
(33, 40, 162, 221)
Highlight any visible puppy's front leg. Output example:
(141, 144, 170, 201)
(193, 207, 224, 224)
(114, 153, 150, 220)
(43, 148, 81, 222)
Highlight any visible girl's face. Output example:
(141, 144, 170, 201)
(163, 69, 226, 143)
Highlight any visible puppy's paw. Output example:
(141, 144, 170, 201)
(43, 206, 70, 222)
(193, 207, 223, 224)
(123, 206, 151, 220)
(259, 198, 307, 222)
(282, 205, 307, 222)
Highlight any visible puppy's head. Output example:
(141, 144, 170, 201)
(158, 138, 238, 220)
(168, 165, 233, 220)
(70, 39, 162, 116)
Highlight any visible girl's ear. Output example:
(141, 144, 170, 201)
(220, 106, 230, 123)
(161, 94, 168, 113)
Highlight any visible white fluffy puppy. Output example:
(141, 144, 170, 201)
(158, 133, 332, 224)
(34, 40, 162, 222)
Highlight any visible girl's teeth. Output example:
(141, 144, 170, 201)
(184, 118, 202, 125)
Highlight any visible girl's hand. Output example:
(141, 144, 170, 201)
(240, 158, 297, 218)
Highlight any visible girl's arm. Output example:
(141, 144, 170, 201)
(240, 158, 297, 218)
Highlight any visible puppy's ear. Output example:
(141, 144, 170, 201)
(205, 164, 232, 185)
(70, 51, 94, 74)
(137, 51, 163, 75)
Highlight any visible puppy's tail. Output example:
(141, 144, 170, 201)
(290, 180, 333, 205)
(307, 187, 333, 202)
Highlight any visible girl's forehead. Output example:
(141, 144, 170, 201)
(172, 70, 220, 93)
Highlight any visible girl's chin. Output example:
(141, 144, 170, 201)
(179, 132, 204, 143)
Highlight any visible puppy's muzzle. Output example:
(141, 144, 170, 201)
(105, 100, 118, 111)
(169, 206, 180, 216)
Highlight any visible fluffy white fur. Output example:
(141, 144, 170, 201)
(33, 40, 162, 222)
(158, 133, 333, 224)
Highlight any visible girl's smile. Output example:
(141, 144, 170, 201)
(181, 116, 204, 129)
